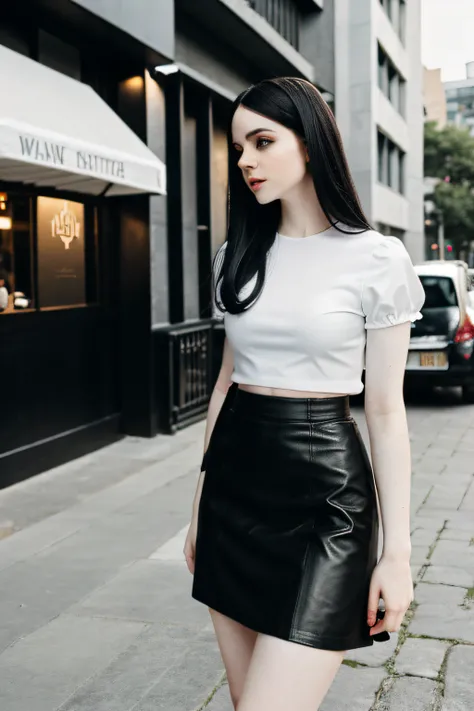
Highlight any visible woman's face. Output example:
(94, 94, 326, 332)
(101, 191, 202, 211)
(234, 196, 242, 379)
(231, 105, 308, 205)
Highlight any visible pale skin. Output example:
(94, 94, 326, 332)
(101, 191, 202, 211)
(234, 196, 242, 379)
(184, 106, 414, 710)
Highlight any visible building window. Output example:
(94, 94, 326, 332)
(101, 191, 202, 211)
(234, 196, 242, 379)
(377, 130, 405, 194)
(399, 0, 406, 44)
(377, 42, 406, 115)
(245, 0, 300, 50)
(379, 0, 405, 44)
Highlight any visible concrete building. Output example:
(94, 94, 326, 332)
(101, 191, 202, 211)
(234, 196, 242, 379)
(335, 0, 424, 262)
(424, 67, 447, 127)
(444, 62, 474, 135)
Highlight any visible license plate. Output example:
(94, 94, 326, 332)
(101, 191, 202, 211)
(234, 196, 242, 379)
(419, 351, 448, 368)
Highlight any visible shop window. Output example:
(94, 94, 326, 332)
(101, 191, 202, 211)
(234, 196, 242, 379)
(0, 191, 98, 315)
(0, 193, 34, 313)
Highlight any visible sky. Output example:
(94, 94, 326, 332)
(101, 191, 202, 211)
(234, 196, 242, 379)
(421, 0, 474, 82)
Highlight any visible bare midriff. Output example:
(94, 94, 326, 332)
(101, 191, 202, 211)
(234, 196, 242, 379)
(237, 384, 348, 399)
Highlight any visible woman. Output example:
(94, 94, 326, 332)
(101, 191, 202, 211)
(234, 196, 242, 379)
(184, 77, 425, 711)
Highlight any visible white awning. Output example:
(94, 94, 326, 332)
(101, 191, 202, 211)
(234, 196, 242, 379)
(0, 45, 166, 196)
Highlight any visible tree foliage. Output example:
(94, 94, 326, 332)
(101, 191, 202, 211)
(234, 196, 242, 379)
(424, 121, 474, 253)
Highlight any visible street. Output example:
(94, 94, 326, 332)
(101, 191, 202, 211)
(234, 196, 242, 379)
(0, 389, 473, 711)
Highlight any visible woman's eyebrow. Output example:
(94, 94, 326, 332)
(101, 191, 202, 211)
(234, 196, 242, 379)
(232, 128, 277, 144)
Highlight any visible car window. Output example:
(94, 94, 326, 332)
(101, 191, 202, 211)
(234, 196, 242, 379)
(418, 276, 458, 308)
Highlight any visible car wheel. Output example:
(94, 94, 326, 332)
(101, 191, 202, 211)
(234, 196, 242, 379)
(462, 385, 474, 404)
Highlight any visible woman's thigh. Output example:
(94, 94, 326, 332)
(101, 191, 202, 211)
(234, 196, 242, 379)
(209, 609, 258, 709)
(237, 633, 344, 711)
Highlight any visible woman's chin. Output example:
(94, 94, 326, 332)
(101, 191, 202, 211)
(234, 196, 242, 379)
(254, 191, 278, 205)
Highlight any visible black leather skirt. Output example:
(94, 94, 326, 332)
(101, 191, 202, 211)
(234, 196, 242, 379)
(192, 383, 382, 651)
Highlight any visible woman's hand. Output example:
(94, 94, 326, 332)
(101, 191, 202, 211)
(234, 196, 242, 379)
(367, 555, 413, 636)
(183, 514, 198, 575)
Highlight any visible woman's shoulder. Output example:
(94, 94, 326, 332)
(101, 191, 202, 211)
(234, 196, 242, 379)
(336, 225, 410, 261)
(336, 224, 393, 246)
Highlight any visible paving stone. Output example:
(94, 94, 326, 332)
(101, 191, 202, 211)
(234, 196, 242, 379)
(414, 582, 465, 607)
(0, 614, 145, 711)
(410, 527, 440, 548)
(460, 484, 474, 512)
(443, 512, 474, 531)
(60, 624, 224, 711)
(395, 637, 449, 679)
(345, 633, 399, 667)
(440, 528, 474, 543)
(410, 584, 474, 643)
(206, 685, 234, 711)
(442, 645, 474, 711)
(423, 565, 473, 588)
(0, 477, 198, 652)
(410, 545, 431, 565)
(414, 461, 448, 475)
(378, 676, 438, 710)
(127, 627, 224, 711)
(69, 559, 209, 627)
(429, 539, 474, 568)
(320, 665, 386, 711)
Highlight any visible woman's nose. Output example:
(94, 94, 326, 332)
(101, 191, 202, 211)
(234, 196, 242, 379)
(237, 151, 257, 171)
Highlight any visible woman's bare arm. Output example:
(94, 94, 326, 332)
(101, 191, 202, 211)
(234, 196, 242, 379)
(364, 321, 412, 559)
(363, 321, 414, 634)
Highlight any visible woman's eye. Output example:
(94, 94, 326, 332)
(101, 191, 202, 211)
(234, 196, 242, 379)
(257, 138, 271, 148)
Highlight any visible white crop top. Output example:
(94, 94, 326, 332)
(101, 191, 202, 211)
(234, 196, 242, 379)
(212, 226, 425, 394)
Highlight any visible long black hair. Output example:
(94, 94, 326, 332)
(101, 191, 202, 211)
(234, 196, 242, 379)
(214, 76, 372, 318)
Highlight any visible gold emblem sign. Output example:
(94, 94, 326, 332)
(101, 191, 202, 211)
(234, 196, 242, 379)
(51, 200, 81, 250)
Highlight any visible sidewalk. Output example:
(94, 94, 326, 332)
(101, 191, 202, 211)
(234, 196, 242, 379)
(0, 395, 473, 710)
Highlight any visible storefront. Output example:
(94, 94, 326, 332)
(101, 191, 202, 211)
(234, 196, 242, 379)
(0, 44, 166, 487)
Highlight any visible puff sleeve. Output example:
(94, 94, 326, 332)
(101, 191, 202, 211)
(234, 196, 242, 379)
(361, 236, 425, 329)
(212, 242, 227, 321)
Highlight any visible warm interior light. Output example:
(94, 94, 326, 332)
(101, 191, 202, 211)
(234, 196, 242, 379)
(0, 193, 7, 201)
(0, 216, 12, 230)
(123, 76, 144, 90)
(431, 243, 439, 250)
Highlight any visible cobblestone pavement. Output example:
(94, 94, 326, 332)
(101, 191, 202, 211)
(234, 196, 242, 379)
(0, 388, 472, 711)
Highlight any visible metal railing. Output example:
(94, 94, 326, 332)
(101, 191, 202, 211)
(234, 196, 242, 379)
(154, 321, 224, 433)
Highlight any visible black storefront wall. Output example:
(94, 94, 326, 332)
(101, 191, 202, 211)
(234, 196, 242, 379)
(0, 188, 123, 488)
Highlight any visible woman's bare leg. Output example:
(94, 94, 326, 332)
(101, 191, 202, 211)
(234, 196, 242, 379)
(237, 633, 344, 711)
(209, 609, 258, 710)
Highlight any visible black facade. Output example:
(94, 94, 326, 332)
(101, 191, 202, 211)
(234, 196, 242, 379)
(0, 0, 334, 487)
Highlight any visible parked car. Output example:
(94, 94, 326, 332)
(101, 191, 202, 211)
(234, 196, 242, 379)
(406, 260, 474, 403)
